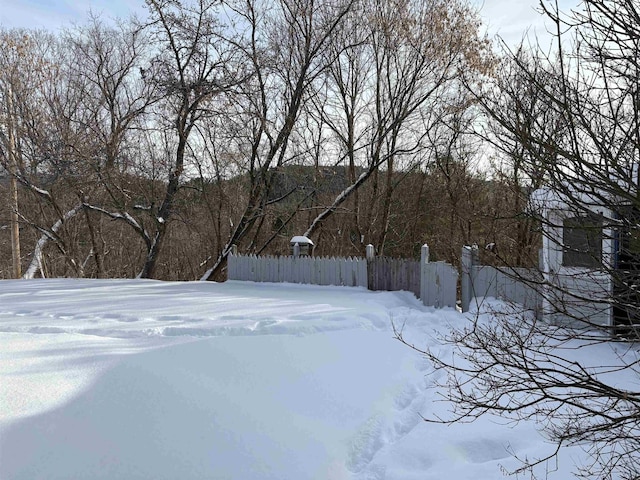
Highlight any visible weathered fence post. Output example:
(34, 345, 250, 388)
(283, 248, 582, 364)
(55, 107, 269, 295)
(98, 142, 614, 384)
(421, 244, 429, 264)
(420, 244, 429, 306)
(366, 244, 375, 261)
(461, 245, 478, 312)
(366, 244, 375, 291)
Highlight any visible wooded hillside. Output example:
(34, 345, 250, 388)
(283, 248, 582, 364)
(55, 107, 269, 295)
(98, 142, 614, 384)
(0, 0, 539, 281)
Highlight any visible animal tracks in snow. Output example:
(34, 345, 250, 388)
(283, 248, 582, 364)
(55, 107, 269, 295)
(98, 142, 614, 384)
(347, 308, 440, 479)
(392, 382, 420, 411)
(348, 377, 432, 478)
(347, 414, 387, 473)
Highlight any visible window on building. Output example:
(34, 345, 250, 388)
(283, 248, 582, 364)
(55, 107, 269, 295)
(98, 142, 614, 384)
(562, 214, 603, 268)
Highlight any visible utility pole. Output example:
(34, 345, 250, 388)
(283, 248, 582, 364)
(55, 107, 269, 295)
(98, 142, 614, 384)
(7, 88, 22, 278)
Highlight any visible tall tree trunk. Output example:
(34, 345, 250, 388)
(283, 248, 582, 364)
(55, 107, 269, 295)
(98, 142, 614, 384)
(376, 155, 394, 256)
(7, 90, 21, 279)
(138, 134, 186, 279)
(84, 208, 105, 277)
(23, 204, 84, 279)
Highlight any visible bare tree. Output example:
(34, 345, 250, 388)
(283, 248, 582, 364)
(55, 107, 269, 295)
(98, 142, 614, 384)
(138, 0, 249, 278)
(301, 0, 493, 254)
(0, 21, 160, 279)
(478, 49, 567, 266)
(399, 1, 640, 479)
(2, 67, 21, 278)
(62, 17, 158, 277)
(201, 0, 357, 280)
(0, 30, 61, 278)
(0, 30, 85, 278)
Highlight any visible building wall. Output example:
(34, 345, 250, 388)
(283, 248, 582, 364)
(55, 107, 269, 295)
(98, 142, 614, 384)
(541, 208, 614, 328)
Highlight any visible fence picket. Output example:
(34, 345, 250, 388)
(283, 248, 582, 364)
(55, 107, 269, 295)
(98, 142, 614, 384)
(340, 258, 349, 286)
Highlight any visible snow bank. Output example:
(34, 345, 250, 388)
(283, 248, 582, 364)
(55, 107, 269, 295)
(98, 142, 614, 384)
(0, 279, 613, 479)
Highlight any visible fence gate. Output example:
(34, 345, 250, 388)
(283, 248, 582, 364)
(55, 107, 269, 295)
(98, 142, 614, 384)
(367, 257, 421, 298)
(421, 261, 458, 308)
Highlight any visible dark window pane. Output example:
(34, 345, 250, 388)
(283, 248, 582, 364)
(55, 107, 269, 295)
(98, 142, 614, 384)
(562, 215, 602, 268)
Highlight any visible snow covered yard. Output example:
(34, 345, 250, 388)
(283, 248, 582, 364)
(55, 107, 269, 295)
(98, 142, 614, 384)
(0, 279, 614, 479)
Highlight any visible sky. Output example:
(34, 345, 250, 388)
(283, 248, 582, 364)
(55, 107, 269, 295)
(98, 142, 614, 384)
(0, 0, 582, 47)
(0, 0, 148, 31)
(475, 0, 581, 46)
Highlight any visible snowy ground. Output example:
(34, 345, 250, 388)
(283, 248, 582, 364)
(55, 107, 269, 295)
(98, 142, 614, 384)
(0, 279, 624, 479)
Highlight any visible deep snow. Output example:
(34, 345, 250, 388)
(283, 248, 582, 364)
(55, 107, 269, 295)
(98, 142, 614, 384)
(0, 279, 627, 479)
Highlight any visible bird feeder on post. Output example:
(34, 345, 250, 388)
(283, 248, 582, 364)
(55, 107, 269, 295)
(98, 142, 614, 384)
(290, 236, 314, 257)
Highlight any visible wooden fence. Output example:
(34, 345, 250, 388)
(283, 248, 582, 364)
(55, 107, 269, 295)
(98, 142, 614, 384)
(227, 244, 458, 309)
(422, 260, 459, 309)
(228, 254, 367, 288)
(460, 245, 542, 314)
(368, 257, 421, 297)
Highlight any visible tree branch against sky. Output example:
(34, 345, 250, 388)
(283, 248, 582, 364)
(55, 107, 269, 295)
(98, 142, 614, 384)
(1, 0, 580, 46)
(397, 1, 640, 479)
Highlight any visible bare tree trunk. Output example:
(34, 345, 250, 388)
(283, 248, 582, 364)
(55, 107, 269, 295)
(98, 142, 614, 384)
(84, 208, 105, 277)
(7, 89, 21, 279)
(376, 155, 394, 255)
(303, 167, 379, 239)
(23, 204, 84, 279)
(10, 175, 21, 279)
(138, 136, 186, 279)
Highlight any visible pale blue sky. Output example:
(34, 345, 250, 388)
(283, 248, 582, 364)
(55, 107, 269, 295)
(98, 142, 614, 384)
(0, 0, 147, 30)
(0, 0, 580, 46)
(477, 0, 581, 47)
